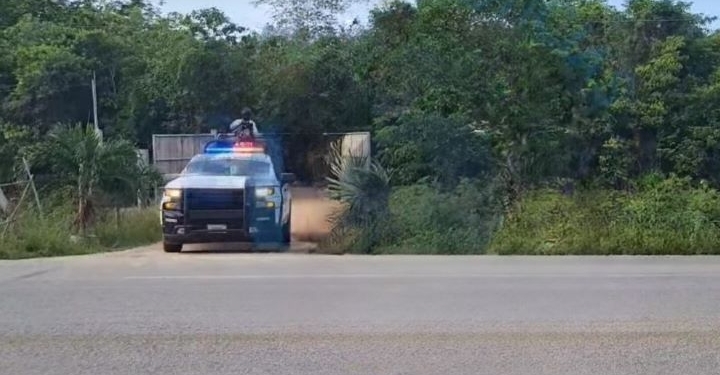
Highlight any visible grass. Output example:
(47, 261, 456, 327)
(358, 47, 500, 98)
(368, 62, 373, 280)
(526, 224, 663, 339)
(384, 182, 500, 254)
(326, 175, 720, 255)
(489, 177, 720, 255)
(0, 206, 161, 260)
(7, 175, 719, 258)
(95, 207, 162, 249)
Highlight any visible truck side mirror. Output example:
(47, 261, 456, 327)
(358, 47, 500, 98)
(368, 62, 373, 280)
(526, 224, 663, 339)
(281, 173, 296, 184)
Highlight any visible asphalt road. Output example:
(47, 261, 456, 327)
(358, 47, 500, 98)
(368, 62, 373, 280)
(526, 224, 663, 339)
(2, 245, 720, 375)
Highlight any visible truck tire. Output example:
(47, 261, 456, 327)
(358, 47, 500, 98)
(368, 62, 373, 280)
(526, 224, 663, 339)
(163, 242, 182, 253)
(282, 210, 291, 244)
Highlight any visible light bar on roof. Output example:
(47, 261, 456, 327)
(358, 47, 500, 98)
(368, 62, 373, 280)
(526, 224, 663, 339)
(203, 139, 265, 154)
(233, 141, 265, 153)
(204, 139, 234, 154)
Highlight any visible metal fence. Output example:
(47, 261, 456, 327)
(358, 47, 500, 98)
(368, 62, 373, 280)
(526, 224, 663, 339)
(151, 133, 217, 175)
(151, 132, 371, 180)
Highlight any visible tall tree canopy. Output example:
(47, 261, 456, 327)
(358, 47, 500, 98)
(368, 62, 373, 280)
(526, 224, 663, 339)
(1, 0, 719, 189)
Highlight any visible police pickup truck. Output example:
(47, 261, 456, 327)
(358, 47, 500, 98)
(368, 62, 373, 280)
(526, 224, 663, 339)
(159, 136, 294, 253)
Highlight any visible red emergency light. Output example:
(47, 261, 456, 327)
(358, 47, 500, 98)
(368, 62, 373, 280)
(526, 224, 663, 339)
(233, 140, 265, 153)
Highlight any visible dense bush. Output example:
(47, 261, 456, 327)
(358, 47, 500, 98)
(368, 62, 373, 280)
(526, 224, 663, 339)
(327, 179, 502, 254)
(489, 176, 720, 255)
(374, 112, 494, 187)
(328, 173, 720, 255)
(376, 181, 501, 254)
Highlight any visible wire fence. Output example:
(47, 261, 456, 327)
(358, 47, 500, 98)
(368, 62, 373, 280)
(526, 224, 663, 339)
(0, 180, 28, 227)
(0, 159, 43, 238)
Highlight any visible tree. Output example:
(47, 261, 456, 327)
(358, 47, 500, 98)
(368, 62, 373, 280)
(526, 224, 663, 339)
(181, 7, 247, 44)
(2, 0, 720, 210)
(42, 123, 149, 234)
(253, 0, 369, 35)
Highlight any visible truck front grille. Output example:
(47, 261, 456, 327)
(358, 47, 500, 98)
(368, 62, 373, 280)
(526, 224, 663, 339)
(185, 189, 245, 211)
(184, 189, 245, 229)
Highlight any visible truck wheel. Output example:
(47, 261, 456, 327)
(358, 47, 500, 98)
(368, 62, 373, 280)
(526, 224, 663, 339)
(282, 213, 291, 244)
(163, 242, 182, 253)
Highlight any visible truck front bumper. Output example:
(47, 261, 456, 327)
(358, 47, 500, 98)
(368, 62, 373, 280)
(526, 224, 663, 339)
(162, 209, 282, 245)
(163, 228, 253, 244)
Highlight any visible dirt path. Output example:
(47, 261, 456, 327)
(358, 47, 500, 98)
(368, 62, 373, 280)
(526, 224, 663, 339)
(289, 186, 341, 243)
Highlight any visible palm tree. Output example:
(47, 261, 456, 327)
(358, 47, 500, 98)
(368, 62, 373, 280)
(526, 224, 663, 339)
(44, 123, 154, 235)
(326, 138, 391, 252)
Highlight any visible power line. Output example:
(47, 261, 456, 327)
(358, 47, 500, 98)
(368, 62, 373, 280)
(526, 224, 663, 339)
(573, 18, 718, 25)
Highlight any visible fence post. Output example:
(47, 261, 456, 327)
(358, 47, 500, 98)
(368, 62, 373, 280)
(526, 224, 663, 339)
(22, 157, 43, 218)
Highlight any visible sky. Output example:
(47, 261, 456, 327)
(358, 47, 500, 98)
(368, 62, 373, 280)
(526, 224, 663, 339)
(155, 0, 720, 32)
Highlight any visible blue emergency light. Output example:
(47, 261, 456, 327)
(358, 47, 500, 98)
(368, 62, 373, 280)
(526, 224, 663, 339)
(204, 139, 234, 154)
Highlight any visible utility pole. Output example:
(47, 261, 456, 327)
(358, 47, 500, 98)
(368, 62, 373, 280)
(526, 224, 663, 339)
(91, 71, 102, 142)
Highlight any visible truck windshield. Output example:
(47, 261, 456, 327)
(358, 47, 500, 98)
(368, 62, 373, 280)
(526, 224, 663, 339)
(183, 158, 271, 176)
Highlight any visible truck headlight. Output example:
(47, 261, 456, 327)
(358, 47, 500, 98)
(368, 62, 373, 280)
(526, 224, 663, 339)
(163, 189, 182, 199)
(255, 187, 275, 197)
(162, 189, 182, 210)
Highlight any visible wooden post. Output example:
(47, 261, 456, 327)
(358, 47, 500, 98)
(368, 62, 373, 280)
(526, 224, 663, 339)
(92, 71, 102, 142)
(22, 157, 42, 218)
(1, 182, 29, 238)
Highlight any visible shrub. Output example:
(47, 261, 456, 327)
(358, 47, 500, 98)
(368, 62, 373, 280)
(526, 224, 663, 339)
(325, 138, 392, 253)
(489, 176, 720, 255)
(32, 123, 161, 234)
(374, 112, 494, 187)
(375, 180, 501, 254)
(0, 206, 161, 259)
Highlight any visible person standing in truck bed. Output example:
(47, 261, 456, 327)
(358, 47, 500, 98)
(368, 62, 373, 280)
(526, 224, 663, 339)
(229, 107, 260, 138)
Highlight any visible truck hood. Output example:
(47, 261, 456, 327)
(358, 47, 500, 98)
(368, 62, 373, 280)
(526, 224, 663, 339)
(165, 175, 248, 189)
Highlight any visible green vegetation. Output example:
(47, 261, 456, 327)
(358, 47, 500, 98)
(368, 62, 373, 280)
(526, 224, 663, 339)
(3, 0, 720, 256)
(490, 176, 720, 255)
(377, 182, 501, 254)
(1, 115, 161, 259)
(1, 207, 160, 259)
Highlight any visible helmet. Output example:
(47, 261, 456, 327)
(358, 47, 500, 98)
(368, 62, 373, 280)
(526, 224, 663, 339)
(241, 107, 252, 121)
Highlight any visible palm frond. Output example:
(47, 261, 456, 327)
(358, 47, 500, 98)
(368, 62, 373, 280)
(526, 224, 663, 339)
(42, 123, 155, 231)
(325, 137, 391, 253)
